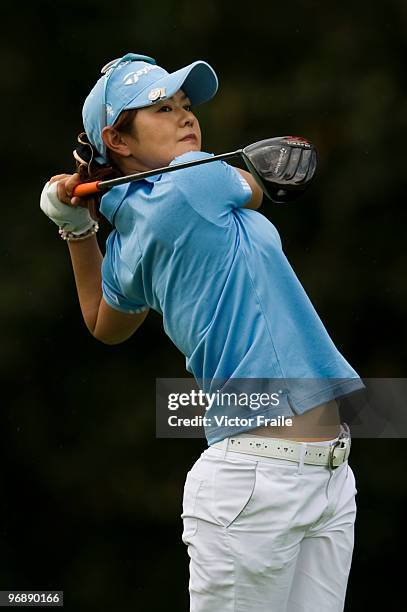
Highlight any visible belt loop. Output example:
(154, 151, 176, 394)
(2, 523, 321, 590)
(297, 443, 306, 475)
(222, 437, 229, 460)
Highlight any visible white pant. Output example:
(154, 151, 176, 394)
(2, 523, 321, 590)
(181, 438, 357, 611)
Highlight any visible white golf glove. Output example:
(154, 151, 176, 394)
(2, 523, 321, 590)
(40, 180, 95, 235)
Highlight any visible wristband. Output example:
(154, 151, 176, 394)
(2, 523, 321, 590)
(59, 223, 99, 242)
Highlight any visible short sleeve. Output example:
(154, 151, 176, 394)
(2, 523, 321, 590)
(101, 231, 149, 314)
(168, 151, 252, 224)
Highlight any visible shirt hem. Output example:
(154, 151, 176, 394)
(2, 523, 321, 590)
(205, 378, 365, 445)
(102, 292, 148, 314)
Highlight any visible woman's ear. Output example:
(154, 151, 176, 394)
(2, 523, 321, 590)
(102, 127, 132, 158)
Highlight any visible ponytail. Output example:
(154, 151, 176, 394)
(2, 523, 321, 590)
(72, 132, 120, 221)
(72, 108, 138, 220)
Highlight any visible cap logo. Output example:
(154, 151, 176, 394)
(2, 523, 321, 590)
(123, 64, 159, 86)
(148, 87, 166, 102)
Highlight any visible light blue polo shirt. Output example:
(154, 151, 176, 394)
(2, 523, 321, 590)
(100, 151, 364, 443)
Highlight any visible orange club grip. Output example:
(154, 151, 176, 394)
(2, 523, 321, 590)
(72, 181, 102, 197)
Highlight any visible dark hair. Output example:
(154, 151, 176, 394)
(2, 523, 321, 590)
(73, 108, 138, 220)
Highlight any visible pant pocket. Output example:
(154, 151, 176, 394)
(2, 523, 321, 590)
(181, 474, 202, 544)
(213, 460, 257, 528)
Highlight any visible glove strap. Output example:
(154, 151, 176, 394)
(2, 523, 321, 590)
(59, 222, 99, 242)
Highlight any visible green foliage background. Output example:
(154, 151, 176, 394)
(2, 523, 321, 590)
(1, 0, 406, 609)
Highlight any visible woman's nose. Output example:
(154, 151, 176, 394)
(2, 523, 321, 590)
(179, 109, 194, 126)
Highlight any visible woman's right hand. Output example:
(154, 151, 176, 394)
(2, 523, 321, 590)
(40, 173, 95, 236)
(49, 173, 83, 207)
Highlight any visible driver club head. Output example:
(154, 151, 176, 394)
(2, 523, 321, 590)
(241, 136, 317, 204)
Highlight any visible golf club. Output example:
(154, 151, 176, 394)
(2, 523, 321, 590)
(72, 137, 317, 204)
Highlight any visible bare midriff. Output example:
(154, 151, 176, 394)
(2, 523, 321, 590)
(247, 399, 341, 442)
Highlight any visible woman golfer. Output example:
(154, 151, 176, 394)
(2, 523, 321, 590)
(40, 53, 363, 611)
